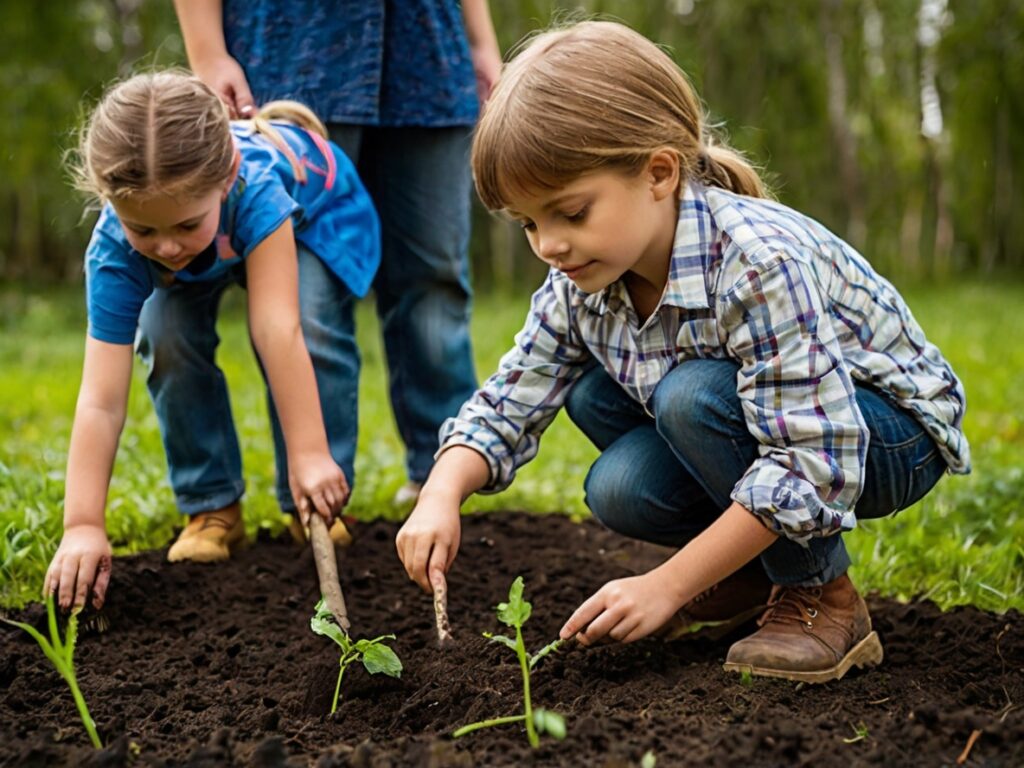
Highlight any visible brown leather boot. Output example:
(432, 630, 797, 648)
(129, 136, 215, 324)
(167, 503, 246, 563)
(722, 573, 883, 683)
(659, 561, 773, 641)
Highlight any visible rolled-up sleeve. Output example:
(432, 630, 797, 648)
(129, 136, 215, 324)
(721, 253, 868, 544)
(438, 272, 592, 492)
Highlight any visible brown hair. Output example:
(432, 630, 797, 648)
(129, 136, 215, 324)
(73, 70, 329, 202)
(472, 21, 766, 211)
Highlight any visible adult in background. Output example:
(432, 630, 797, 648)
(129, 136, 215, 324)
(172, 0, 501, 505)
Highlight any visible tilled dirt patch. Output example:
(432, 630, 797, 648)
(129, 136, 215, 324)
(2, 512, 1021, 767)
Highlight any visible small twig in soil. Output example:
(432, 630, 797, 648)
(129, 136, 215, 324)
(431, 573, 454, 649)
(867, 697, 891, 705)
(955, 728, 983, 765)
(994, 623, 1010, 673)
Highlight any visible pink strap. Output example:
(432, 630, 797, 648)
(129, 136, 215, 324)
(304, 129, 337, 191)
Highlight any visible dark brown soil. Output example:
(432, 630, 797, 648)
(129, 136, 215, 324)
(2, 512, 1021, 767)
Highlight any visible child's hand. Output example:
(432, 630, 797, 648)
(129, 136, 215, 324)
(559, 571, 685, 646)
(44, 524, 113, 611)
(288, 454, 350, 525)
(395, 491, 462, 594)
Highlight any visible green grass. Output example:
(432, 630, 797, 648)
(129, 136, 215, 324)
(1, 281, 1021, 613)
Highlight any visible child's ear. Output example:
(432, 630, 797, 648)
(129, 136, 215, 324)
(647, 150, 679, 201)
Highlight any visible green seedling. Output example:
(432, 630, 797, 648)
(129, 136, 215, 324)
(452, 576, 566, 747)
(309, 599, 402, 715)
(2, 593, 102, 748)
(842, 721, 870, 744)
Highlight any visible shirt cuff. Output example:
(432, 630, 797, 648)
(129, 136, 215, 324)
(731, 460, 857, 545)
(436, 420, 512, 494)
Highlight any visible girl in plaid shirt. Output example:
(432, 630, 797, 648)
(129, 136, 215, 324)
(397, 21, 968, 682)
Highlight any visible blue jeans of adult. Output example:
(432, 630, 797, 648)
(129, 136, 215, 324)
(564, 359, 948, 586)
(137, 246, 359, 515)
(329, 124, 478, 484)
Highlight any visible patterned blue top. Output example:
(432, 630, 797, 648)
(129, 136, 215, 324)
(440, 182, 970, 544)
(85, 122, 380, 345)
(223, 0, 479, 127)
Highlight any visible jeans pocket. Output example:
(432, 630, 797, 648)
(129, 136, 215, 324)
(899, 446, 945, 510)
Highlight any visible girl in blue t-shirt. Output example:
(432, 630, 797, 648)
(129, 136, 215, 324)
(46, 71, 380, 610)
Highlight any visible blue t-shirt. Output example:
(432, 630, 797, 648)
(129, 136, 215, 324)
(85, 122, 381, 345)
(223, 0, 479, 127)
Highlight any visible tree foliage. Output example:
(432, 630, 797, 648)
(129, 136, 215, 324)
(2, 0, 1020, 284)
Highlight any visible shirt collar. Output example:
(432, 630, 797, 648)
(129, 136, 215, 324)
(583, 181, 717, 316)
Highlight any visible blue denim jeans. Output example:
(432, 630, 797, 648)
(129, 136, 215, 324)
(136, 246, 359, 515)
(329, 124, 478, 483)
(564, 359, 948, 586)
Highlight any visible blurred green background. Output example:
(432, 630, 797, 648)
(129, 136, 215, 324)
(1, 1, 1022, 611)
(1, 0, 1022, 284)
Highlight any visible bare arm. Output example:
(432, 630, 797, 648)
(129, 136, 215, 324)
(561, 502, 779, 644)
(460, 0, 502, 103)
(45, 337, 133, 609)
(245, 218, 348, 522)
(173, 0, 255, 116)
(395, 445, 491, 593)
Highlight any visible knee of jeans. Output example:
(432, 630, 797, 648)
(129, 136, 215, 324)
(136, 320, 188, 380)
(583, 455, 644, 534)
(408, 285, 471, 369)
(653, 360, 740, 441)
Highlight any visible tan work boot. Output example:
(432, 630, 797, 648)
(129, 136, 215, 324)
(660, 561, 773, 641)
(285, 514, 353, 547)
(167, 503, 246, 563)
(722, 573, 883, 683)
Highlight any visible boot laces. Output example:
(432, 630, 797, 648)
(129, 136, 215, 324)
(759, 585, 824, 627)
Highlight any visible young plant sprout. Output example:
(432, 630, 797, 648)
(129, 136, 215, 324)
(309, 599, 402, 715)
(2, 593, 102, 748)
(453, 576, 566, 747)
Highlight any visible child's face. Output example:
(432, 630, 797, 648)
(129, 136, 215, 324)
(504, 158, 678, 293)
(111, 187, 223, 272)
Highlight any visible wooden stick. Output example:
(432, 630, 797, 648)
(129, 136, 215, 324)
(432, 573, 454, 649)
(956, 728, 982, 765)
(309, 515, 350, 632)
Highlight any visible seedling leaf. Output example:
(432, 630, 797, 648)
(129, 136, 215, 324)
(361, 642, 402, 677)
(533, 708, 567, 740)
(496, 576, 532, 627)
(641, 749, 657, 768)
(529, 638, 564, 669)
(310, 600, 348, 648)
(484, 632, 518, 652)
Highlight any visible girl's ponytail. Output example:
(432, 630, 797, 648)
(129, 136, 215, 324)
(695, 143, 766, 199)
(250, 100, 329, 184)
(253, 100, 328, 139)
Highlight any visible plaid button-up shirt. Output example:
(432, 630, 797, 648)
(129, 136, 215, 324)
(440, 182, 970, 543)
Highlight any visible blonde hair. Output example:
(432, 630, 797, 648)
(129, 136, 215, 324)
(73, 70, 329, 202)
(472, 21, 766, 211)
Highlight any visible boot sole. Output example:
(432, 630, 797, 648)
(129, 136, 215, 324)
(662, 604, 767, 642)
(722, 630, 884, 683)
